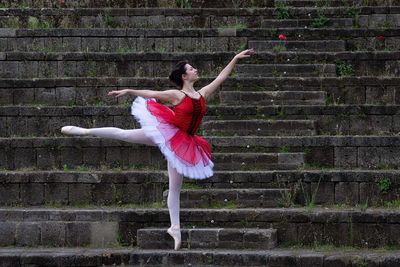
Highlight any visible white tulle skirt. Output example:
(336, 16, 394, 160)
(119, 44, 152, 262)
(131, 96, 214, 179)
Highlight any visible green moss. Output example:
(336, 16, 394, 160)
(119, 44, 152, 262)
(384, 199, 400, 209)
(310, 15, 330, 28)
(182, 183, 204, 190)
(274, 2, 290, 20)
(176, 0, 191, 8)
(377, 177, 392, 194)
(336, 61, 354, 77)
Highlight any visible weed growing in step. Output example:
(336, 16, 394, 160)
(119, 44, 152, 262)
(269, 28, 278, 38)
(238, 42, 247, 51)
(377, 177, 392, 194)
(273, 44, 287, 53)
(384, 199, 400, 209)
(356, 197, 369, 212)
(104, 14, 119, 28)
(182, 183, 204, 189)
(28, 16, 54, 29)
(277, 181, 300, 208)
(279, 145, 290, 153)
(208, 202, 238, 209)
(176, 0, 191, 8)
(300, 176, 322, 208)
(310, 15, 330, 28)
(275, 2, 290, 20)
(354, 259, 369, 267)
(347, 7, 360, 18)
(154, 47, 168, 53)
(336, 61, 354, 77)
(0, 18, 19, 28)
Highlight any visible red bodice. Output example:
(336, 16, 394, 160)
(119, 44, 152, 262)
(172, 92, 206, 135)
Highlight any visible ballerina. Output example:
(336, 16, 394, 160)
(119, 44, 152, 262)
(61, 48, 254, 250)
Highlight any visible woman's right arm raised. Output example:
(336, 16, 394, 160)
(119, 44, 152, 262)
(108, 89, 179, 104)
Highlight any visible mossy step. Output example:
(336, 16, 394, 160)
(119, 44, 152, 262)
(237, 64, 337, 78)
(137, 227, 277, 249)
(0, 6, 397, 18)
(0, 15, 359, 30)
(162, 188, 288, 208)
(0, 169, 398, 207)
(0, 51, 399, 80)
(260, 18, 354, 28)
(0, 207, 399, 248)
(249, 40, 346, 52)
(1, 76, 399, 106)
(202, 119, 317, 136)
(219, 91, 326, 105)
(1, 135, 400, 170)
(0, 247, 400, 267)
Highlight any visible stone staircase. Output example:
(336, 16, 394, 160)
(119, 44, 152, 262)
(1, 0, 400, 266)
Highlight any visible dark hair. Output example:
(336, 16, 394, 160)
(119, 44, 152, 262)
(168, 60, 189, 88)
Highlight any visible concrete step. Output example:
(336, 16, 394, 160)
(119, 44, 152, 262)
(261, 18, 354, 28)
(0, 51, 399, 78)
(2, 169, 399, 207)
(249, 40, 346, 52)
(0, 207, 399, 248)
(163, 188, 288, 208)
(202, 119, 317, 136)
(3, 169, 400, 207)
(1, 76, 399, 106)
(0, 15, 356, 30)
(3, 104, 400, 137)
(0, 7, 397, 23)
(3, 0, 395, 8)
(137, 227, 277, 249)
(213, 152, 305, 171)
(0, 115, 318, 137)
(219, 91, 326, 105)
(1, 247, 400, 267)
(0, 28, 399, 54)
(237, 64, 337, 78)
(0, 134, 305, 170)
(2, 135, 400, 170)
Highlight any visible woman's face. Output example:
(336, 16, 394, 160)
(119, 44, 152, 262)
(183, 64, 199, 82)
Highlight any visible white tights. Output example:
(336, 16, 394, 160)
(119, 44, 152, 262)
(86, 127, 183, 227)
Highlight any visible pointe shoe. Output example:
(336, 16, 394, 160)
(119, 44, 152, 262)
(61, 126, 89, 136)
(167, 224, 181, 250)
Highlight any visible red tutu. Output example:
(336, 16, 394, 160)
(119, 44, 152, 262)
(131, 92, 213, 179)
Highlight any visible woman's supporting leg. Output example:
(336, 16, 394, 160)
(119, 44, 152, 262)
(61, 126, 156, 146)
(166, 160, 183, 250)
(167, 160, 183, 226)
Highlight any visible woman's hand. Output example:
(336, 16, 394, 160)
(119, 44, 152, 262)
(108, 89, 129, 98)
(234, 48, 255, 60)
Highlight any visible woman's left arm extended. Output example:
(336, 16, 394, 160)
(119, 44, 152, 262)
(198, 48, 254, 100)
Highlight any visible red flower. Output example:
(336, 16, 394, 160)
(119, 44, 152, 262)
(376, 35, 385, 41)
(278, 34, 287, 41)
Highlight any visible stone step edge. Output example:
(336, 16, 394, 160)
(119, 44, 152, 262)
(137, 227, 277, 249)
(0, 6, 396, 14)
(1, 135, 400, 146)
(0, 247, 400, 266)
(1, 51, 399, 60)
(2, 105, 400, 116)
(1, 76, 399, 88)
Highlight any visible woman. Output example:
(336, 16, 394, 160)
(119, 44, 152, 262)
(61, 48, 254, 250)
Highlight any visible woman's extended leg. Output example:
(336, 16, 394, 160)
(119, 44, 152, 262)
(61, 126, 156, 146)
(166, 160, 183, 250)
